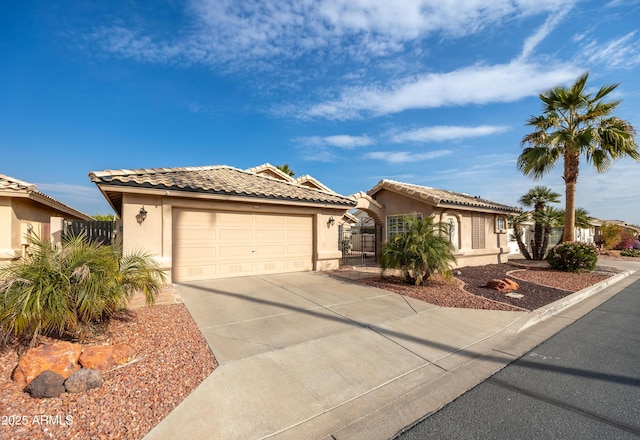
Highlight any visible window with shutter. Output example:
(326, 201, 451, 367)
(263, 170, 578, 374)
(472, 213, 485, 249)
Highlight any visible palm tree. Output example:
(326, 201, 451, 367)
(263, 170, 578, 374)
(555, 207, 592, 245)
(533, 206, 564, 258)
(519, 186, 560, 259)
(518, 72, 639, 242)
(381, 215, 456, 286)
(507, 212, 532, 260)
(276, 164, 295, 177)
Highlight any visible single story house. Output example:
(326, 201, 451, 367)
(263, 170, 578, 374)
(352, 180, 521, 267)
(89, 164, 357, 282)
(0, 173, 92, 262)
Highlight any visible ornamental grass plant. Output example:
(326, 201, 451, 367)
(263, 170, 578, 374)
(0, 234, 165, 346)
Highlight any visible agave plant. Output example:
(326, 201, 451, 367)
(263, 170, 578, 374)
(0, 234, 165, 345)
(381, 215, 456, 286)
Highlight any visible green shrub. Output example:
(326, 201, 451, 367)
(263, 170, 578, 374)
(381, 215, 456, 286)
(0, 234, 166, 345)
(620, 248, 640, 257)
(546, 242, 598, 272)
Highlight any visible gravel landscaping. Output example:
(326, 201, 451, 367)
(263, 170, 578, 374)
(0, 304, 216, 440)
(361, 261, 616, 312)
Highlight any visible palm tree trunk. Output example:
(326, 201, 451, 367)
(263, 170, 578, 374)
(514, 225, 532, 260)
(533, 222, 543, 259)
(541, 226, 551, 259)
(563, 153, 579, 242)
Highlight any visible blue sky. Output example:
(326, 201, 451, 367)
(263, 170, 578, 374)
(2, 0, 639, 224)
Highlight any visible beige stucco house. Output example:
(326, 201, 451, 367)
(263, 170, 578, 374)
(0, 174, 92, 262)
(89, 164, 356, 282)
(352, 180, 521, 267)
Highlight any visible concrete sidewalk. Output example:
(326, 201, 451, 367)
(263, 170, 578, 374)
(144, 260, 638, 440)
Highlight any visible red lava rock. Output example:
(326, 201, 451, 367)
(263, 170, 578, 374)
(79, 344, 135, 371)
(13, 341, 82, 388)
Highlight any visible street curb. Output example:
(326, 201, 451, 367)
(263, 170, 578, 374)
(517, 269, 633, 332)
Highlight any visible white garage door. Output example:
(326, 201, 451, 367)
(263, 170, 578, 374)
(172, 209, 313, 281)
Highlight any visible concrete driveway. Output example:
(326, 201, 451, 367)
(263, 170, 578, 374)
(145, 271, 534, 440)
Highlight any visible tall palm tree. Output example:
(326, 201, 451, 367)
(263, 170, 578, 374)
(555, 207, 592, 245)
(518, 72, 639, 242)
(519, 186, 560, 259)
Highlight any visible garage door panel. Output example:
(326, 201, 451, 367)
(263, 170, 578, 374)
(173, 209, 313, 281)
(255, 229, 287, 240)
(217, 245, 255, 258)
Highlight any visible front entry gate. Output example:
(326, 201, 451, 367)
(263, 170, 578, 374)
(339, 217, 381, 267)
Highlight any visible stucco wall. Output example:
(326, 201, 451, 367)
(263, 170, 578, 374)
(0, 197, 65, 260)
(371, 189, 511, 267)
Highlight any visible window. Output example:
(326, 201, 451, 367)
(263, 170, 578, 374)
(386, 214, 422, 240)
(472, 213, 486, 249)
(496, 217, 506, 232)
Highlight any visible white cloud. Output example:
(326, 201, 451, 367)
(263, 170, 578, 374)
(365, 149, 452, 163)
(90, 0, 577, 67)
(305, 60, 581, 119)
(580, 32, 640, 69)
(518, 6, 570, 60)
(391, 125, 510, 143)
(295, 134, 374, 149)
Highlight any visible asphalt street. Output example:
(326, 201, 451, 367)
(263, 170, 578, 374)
(397, 278, 640, 440)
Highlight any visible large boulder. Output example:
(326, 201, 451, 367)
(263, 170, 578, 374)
(79, 344, 135, 371)
(64, 368, 104, 393)
(26, 370, 66, 398)
(13, 341, 82, 388)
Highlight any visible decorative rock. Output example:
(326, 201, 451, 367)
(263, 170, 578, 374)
(64, 368, 104, 393)
(79, 344, 135, 371)
(485, 278, 519, 293)
(13, 341, 82, 388)
(506, 292, 524, 299)
(26, 370, 66, 398)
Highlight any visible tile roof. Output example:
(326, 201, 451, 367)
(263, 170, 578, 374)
(0, 173, 92, 219)
(89, 165, 356, 208)
(369, 179, 521, 213)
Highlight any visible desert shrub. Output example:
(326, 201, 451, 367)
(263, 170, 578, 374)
(620, 248, 640, 257)
(599, 222, 622, 250)
(546, 242, 597, 273)
(0, 234, 165, 345)
(616, 236, 635, 250)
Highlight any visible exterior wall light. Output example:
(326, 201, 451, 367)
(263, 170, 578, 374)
(136, 206, 148, 224)
(327, 216, 335, 227)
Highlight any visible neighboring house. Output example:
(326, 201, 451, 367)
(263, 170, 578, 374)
(0, 174, 92, 262)
(89, 164, 356, 282)
(352, 180, 521, 267)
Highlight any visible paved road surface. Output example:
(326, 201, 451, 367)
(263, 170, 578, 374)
(398, 278, 640, 439)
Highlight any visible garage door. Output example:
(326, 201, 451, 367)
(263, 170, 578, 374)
(172, 209, 313, 281)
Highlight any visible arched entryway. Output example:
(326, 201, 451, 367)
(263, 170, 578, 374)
(339, 193, 385, 267)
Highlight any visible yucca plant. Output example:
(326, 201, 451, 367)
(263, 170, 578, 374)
(0, 234, 165, 345)
(381, 215, 456, 286)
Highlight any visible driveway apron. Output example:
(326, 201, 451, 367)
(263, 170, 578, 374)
(144, 271, 527, 440)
